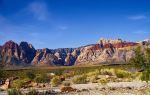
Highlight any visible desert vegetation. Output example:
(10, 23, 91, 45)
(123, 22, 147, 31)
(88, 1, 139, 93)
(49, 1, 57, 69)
(0, 47, 150, 95)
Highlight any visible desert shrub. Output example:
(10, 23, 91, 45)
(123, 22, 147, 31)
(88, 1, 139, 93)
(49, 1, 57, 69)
(98, 78, 108, 85)
(115, 69, 131, 78)
(136, 72, 142, 80)
(62, 81, 71, 86)
(141, 70, 150, 82)
(72, 75, 87, 84)
(50, 76, 61, 87)
(100, 68, 114, 76)
(63, 71, 75, 78)
(89, 75, 98, 83)
(8, 88, 22, 95)
(131, 72, 141, 80)
(26, 89, 38, 95)
(0, 70, 5, 78)
(52, 70, 64, 76)
(86, 70, 99, 83)
(87, 69, 100, 77)
(11, 79, 25, 89)
(35, 74, 49, 83)
(109, 76, 117, 82)
(26, 71, 36, 80)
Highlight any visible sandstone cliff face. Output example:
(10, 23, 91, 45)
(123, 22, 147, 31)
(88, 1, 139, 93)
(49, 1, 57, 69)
(19, 42, 36, 64)
(75, 44, 135, 65)
(75, 38, 139, 65)
(0, 38, 149, 67)
(97, 38, 123, 45)
(31, 48, 80, 66)
(139, 39, 150, 47)
(0, 41, 36, 66)
(31, 48, 58, 66)
(1, 41, 20, 65)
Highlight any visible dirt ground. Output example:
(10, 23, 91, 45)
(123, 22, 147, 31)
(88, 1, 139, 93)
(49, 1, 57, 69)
(59, 88, 150, 95)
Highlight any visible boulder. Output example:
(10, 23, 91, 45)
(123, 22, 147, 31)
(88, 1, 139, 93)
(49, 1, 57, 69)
(31, 82, 38, 87)
(0, 79, 10, 90)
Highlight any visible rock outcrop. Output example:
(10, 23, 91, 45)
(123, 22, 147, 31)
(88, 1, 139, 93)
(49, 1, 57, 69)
(97, 38, 123, 45)
(31, 48, 80, 66)
(0, 38, 149, 67)
(0, 79, 10, 90)
(139, 39, 150, 47)
(0, 41, 36, 66)
(1, 41, 20, 65)
(19, 42, 36, 64)
(32, 48, 58, 66)
(75, 44, 135, 65)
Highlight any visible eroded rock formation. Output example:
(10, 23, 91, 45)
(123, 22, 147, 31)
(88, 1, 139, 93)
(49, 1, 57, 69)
(0, 38, 149, 67)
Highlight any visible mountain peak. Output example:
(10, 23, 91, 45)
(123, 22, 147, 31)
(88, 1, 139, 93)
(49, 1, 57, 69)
(20, 41, 35, 49)
(97, 38, 123, 45)
(3, 40, 18, 49)
(0, 38, 150, 67)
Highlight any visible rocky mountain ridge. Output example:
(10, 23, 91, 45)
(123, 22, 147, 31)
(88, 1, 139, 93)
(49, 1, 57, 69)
(0, 38, 149, 67)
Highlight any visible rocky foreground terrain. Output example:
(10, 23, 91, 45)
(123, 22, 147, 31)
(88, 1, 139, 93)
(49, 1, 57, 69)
(0, 38, 150, 67)
(1, 81, 150, 95)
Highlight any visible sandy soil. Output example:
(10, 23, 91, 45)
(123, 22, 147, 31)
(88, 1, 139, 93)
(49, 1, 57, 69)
(0, 81, 150, 95)
(60, 88, 150, 95)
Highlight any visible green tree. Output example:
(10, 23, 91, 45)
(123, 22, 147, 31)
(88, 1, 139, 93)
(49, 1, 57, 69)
(129, 46, 150, 82)
(145, 48, 150, 68)
(129, 46, 145, 69)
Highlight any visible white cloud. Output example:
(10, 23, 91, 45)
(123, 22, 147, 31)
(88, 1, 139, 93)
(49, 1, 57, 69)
(27, 1, 49, 21)
(128, 15, 147, 20)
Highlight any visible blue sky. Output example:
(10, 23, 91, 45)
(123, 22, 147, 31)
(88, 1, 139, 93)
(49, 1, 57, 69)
(0, 0, 150, 49)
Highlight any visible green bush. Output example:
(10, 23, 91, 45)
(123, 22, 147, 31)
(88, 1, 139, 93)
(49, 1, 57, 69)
(87, 69, 100, 77)
(131, 72, 141, 80)
(11, 80, 25, 89)
(62, 81, 71, 86)
(115, 69, 131, 78)
(72, 75, 87, 84)
(100, 68, 114, 76)
(63, 71, 75, 78)
(141, 70, 150, 82)
(98, 78, 108, 85)
(26, 71, 36, 80)
(50, 76, 61, 87)
(8, 88, 22, 95)
(35, 74, 49, 83)
(88, 75, 98, 83)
